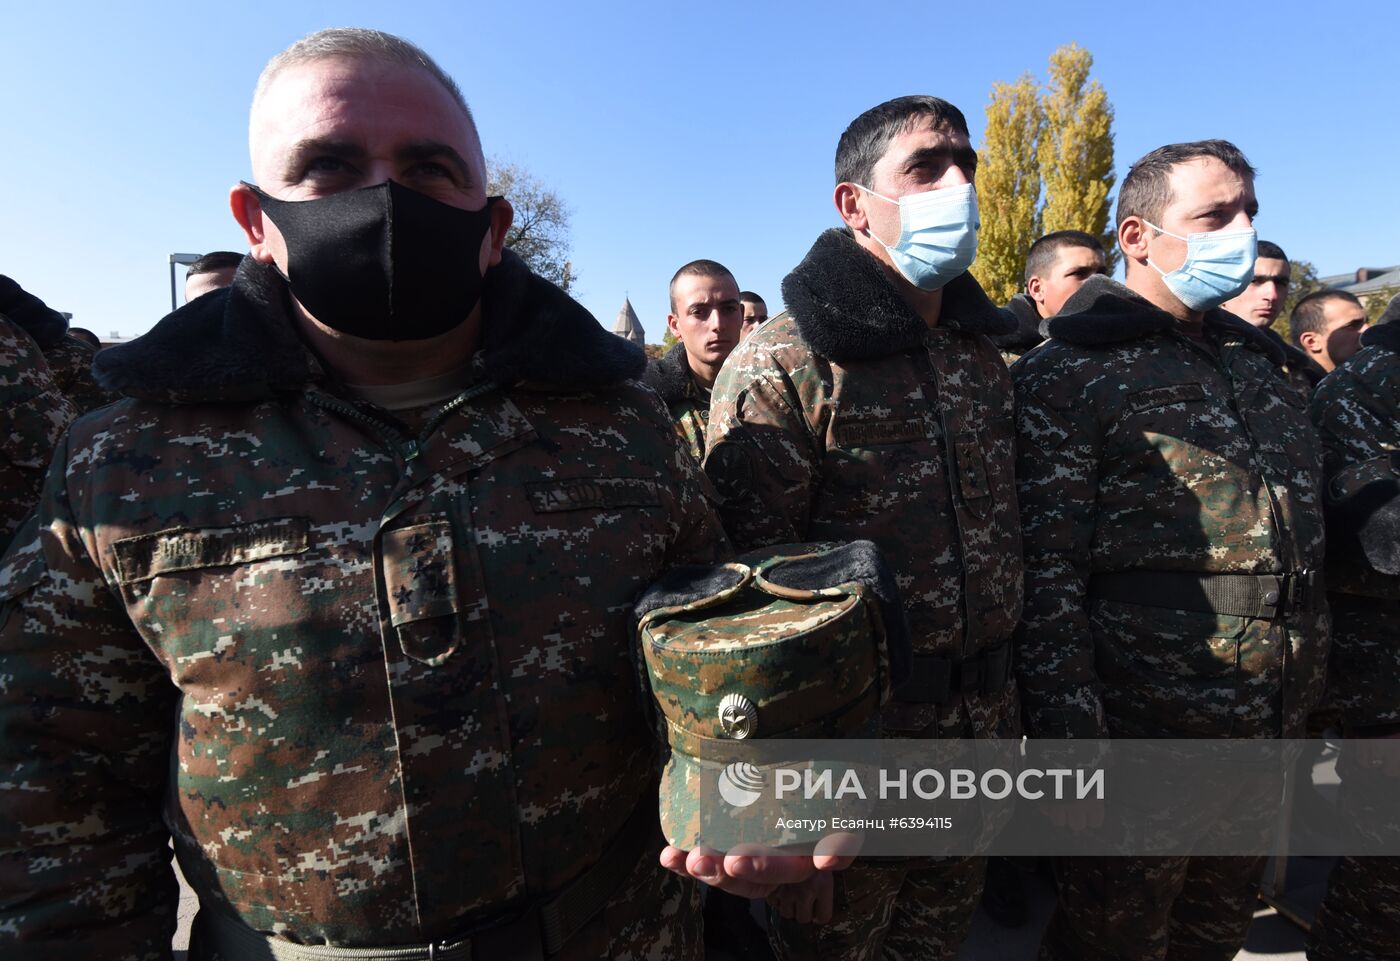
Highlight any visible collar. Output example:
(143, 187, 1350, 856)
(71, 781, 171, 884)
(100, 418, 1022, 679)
(0, 275, 69, 350)
(989, 293, 1047, 353)
(95, 250, 645, 404)
(779, 228, 1013, 362)
(643, 341, 700, 405)
(1046, 274, 1286, 366)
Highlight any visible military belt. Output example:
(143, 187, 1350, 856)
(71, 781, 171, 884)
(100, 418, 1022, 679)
(197, 799, 655, 961)
(896, 640, 1013, 705)
(1088, 570, 1322, 619)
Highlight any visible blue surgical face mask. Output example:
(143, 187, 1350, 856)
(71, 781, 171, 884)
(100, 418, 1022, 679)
(859, 183, 979, 291)
(1143, 220, 1257, 312)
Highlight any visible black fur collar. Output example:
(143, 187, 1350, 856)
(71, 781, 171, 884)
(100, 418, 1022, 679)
(643, 342, 695, 404)
(0, 275, 69, 350)
(989, 293, 1046, 353)
(1362, 294, 1400, 352)
(96, 250, 644, 404)
(1047, 274, 1285, 366)
(780, 228, 1013, 362)
(1362, 318, 1400, 353)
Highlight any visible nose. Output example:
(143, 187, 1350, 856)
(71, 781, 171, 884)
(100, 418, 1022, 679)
(937, 164, 972, 189)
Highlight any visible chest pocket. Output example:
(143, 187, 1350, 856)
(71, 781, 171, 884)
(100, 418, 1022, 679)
(113, 517, 311, 584)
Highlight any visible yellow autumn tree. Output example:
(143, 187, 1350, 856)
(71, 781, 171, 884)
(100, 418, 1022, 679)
(1038, 43, 1117, 269)
(971, 73, 1044, 305)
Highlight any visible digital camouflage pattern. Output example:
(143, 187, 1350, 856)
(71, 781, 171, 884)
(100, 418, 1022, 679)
(43, 334, 116, 415)
(636, 541, 898, 849)
(1012, 275, 1328, 742)
(704, 229, 1021, 961)
(643, 341, 711, 464)
(705, 231, 1023, 741)
(1043, 854, 1265, 961)
(1305, 315, 1400, 961)
(0, 254, 724, 959)
(0, 314, 75, 550)
(1014, 274, 1327, 961)
(770, 857, 985, 961)
(1309, 324, 1400, 729)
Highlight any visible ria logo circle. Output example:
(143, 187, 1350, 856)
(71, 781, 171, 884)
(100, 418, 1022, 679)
(717, 761, 765, 808)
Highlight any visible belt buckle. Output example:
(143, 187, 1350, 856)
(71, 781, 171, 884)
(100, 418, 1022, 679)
(1288, 569, 1316, 613)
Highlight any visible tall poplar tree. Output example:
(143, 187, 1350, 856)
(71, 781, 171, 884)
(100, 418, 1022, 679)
(971, 74, 1044, 305)
(1038, 44, 1118, 270)
(973, 44, 1118, 302)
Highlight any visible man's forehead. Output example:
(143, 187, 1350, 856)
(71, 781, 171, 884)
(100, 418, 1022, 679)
(882, 118, 968, 160)
(677, 275, 739, 302)
(1324, 300, 1366, 322)
(1166, 156, 1253, 204)
(1054, 246, 1105, 270)
(1253, 257, 1291, 278)
(250, 58, 480, 163)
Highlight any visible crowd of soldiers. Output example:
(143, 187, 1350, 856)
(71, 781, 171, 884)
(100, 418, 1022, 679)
(0, 25, 1396, 961)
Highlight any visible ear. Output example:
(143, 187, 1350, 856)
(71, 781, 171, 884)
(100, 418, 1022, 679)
(1027, 276, 1045, 305)
(834, 183, 867, 232)
(1299, 330, 1322, 355)
(230, 184, 276, 265)
(1119, 216, 1150, 265)
(484, 197, 514, 269)
(667, 313, 683, 339)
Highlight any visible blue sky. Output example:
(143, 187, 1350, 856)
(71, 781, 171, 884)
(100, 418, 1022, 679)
(2, 0, 1396, 341)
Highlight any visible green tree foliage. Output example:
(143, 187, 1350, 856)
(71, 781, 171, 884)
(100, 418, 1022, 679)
(970, 74, 1043, 305)
(1269, 259, 1322, 338)
(1038, 44, 1117, 271)
(661, 329, 679, 350)
(975, 44, 1117, 303)
(486, 158, 575, 292)
(1366, 288, 1400, 324)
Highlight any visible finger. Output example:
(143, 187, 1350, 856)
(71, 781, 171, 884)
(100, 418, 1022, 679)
(659, 846, 688, 876)
(724, 850, 816, 886)
(687, 846, 724, 883)
(813, 831, 862, 869)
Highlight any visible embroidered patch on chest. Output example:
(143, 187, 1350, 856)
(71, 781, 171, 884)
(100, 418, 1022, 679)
(832, 417, 927, 449)
(525, 477, 663, 513)
(1127, 383, 1207, 412)
(113, 516, 311, 584)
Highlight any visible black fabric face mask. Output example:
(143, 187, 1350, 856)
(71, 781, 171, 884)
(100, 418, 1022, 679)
(247, 181, 500, 341)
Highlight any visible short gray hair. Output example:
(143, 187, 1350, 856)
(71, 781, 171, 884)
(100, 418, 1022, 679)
(253, 27, 473, 124)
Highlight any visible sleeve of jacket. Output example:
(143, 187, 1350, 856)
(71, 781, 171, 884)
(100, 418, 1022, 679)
(1011, 367, 1108, 740)
(651, 392, 732, 568)
(0, 319, 76, 548)
(701, 345, 817, 551)
(1311, 368, 1400, 577)
(0, 435, 179, 960)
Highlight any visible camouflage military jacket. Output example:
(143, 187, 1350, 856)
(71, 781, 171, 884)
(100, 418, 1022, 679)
(0, 254, 727, 956)
(1310, 320, 1400, 730)
(44, 334, 116, 415)
(1260, 324, 1324, 400)
(0, 315, 74, 550)
(643, 341, 710, 463)
(989, 292, 1046, 363)
(1012, 275, 1328, 740)
(0, 274, 111, 414)
(704, 228, 1023, 737)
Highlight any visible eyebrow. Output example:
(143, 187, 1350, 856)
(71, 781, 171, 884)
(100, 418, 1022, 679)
(281, 137, 475, 187)
(901, 143, 979, 176)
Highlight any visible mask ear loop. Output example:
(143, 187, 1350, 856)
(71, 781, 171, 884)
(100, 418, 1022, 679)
(854, 184, 902, 249)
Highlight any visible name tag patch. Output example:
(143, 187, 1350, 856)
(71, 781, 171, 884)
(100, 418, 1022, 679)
(526, 477, 663, 513)
(114, 516, 310, 584)
(833, 417, 927, 449)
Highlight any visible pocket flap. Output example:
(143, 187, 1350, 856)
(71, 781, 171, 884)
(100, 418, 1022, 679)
(1128, 383, 1206, 412)
(113, 517, 310, 585)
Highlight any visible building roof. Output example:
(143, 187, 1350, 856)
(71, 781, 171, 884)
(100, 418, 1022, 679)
(613, 296, 644, 345)
(1321, 265, 1400, 295)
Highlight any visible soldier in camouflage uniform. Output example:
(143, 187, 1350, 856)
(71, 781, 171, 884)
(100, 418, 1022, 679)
(1012, 140, 1329, 961)
(705, 95, 1023, 961)
(0, 274, 114, 415)
(645, 260, 744, 464)
(0, 28, 834, 961)
(0, 313, 74, 550)
(1305, 294, 1400, 961)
